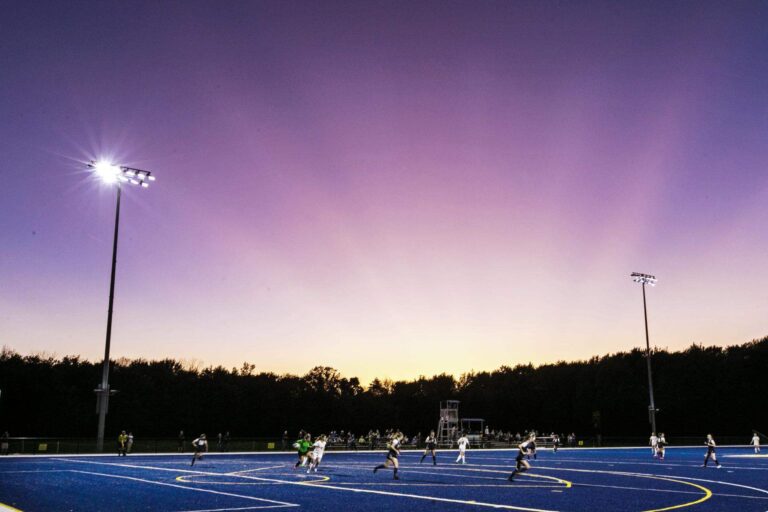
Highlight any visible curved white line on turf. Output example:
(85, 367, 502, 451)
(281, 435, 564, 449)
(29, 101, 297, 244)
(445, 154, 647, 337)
(0, 503, 23, 512)
(66, 469, 298, 508)
(228, 466, 285, 474)
(525, 465, 768, 497)
(425, 462, 715, 510)
(507, 465, 716, 511)
(56, 459, 557, 511)
(177, 474, 330, 486)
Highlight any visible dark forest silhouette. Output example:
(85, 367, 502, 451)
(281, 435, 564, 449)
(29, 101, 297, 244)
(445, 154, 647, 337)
(1, 337, 765, 438)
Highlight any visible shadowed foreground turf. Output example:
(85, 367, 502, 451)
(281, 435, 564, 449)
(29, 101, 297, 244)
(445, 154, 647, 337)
(1, 447, 767, 511)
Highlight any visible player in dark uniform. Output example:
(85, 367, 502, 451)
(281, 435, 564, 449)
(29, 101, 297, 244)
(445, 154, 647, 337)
(656, 433, 667, 461)
(191, 434, 208, 466)
(374, 432, 403, 480)
(420, 430, 437, 465)
(526, 433, 537, 460)
(702, 434, 721, 468)
(508, 434, 536, 481)
(552, 433, 560, 453)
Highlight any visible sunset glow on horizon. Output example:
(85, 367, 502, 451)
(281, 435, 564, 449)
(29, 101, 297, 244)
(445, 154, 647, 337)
(1, 1, 767, 384)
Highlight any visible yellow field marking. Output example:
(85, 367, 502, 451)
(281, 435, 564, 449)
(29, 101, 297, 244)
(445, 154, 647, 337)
(639, 476, 712, 512)
(522, 473, 572, 488)
(424, 461, 711, 510)
(297, 475, 331, 485)
(0, 503, 23, 512)
(525, 466, 712, 511)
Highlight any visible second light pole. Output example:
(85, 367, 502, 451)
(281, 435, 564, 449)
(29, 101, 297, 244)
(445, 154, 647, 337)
(631, 272, 658, 435)
(89, 160, 156, 452)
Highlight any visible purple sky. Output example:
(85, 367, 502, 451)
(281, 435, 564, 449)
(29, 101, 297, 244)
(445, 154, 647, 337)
(1, 1, 767, 383)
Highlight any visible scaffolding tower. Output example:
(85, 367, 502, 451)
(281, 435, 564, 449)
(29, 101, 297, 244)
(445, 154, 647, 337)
(437, 400, 460, 446)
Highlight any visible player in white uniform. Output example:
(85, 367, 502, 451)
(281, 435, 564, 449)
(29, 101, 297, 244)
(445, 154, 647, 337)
(307, 434, 327, 473)
(751, 432, 761, 453)
(649, 433, 658, 457)
(455, 434, 469, 464)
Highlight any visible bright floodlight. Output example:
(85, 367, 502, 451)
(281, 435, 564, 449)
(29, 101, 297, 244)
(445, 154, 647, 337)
(91, 160, 121, 184)
(631, 272, 657, 286)
(88, 161, 156, 188)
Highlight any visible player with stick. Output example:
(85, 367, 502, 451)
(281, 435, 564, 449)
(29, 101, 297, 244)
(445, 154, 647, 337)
(702, 434, 722, 468)
(455, 432, 470, 464)
(191, 434, 208, 466)
(374, 432, 403, 480)
(420, 430, 438, 465)
(509, 433, 536, 481)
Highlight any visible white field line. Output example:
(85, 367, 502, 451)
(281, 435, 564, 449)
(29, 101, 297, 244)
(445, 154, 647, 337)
(67, 469, 298, 508)
(402, 462, 768, 501)
(175, 507, 295, 512)
(502, 464, 768, 498)
(228, 466, 285, 475)
(0, 470, 66, 474)
(56, 458, 558, 512)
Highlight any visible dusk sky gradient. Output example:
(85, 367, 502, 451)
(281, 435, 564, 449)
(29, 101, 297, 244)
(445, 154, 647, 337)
(1, 1, 767, 383)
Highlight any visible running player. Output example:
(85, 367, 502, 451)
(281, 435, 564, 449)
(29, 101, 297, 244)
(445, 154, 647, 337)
(527, 434, 537, 460)
(420, 430, 437, 465)
(293, 433, 312, 468)
(702, 434, 722, 468)
(373, 431, 403, 480)
(190, 434, 208, 466)
(509, 433, 536, 481)
(455, 433, 469, 464)
(650, 432, 658, 457)
(751, 432, 761, 454)
(307, 434, 327, 473)
(117, 431, 128, 456)
(656, 433, 667, 461)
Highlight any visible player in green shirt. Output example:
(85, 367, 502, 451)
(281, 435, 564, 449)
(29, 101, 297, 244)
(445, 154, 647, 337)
(117, 431, 128, 456)
(293, 433, 313, 468)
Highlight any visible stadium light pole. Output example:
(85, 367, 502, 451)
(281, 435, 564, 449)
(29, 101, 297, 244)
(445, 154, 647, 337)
(88, 160, 156, 452)
(631, 272, 658, 435)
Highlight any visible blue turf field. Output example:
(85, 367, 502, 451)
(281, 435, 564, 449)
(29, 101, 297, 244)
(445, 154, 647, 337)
(1, 447, 767, 511)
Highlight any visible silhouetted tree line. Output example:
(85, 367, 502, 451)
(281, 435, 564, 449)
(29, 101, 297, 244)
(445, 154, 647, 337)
(0, 336, 765, 438)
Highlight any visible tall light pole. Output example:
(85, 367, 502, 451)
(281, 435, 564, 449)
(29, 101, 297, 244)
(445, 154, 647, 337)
(88, 160, 155, 452)
(631, 272, 658, 435)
